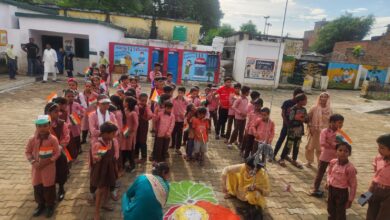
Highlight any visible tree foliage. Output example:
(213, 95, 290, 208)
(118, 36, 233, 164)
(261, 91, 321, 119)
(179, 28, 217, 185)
(201, 23, 235, 45)
(15, 0, 223, 32)
(240, 20, 257, 35)
(312, 14, 374, 54)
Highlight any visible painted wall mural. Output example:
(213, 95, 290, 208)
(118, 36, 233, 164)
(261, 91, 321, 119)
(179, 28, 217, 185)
(289, 60, 327, 86)
(244, 57, 276, 80)
(113, 44, 149, 76)
(359, 65, 388, 86)
(327, 62, 359, 89)
(182, 52, 217, 82)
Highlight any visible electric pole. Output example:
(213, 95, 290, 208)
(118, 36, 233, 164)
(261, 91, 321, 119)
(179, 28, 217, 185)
(263, 16, 270, 38)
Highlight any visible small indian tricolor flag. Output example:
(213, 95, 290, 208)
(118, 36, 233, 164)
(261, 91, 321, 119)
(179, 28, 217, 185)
(84, 67, 90, 75)
(97, 146, 108, 156)
(89, 97, 97, 105)
(122, 126, 130, 138)
(337, 129, 353, 144)
(63, 147, 72, 162)
(113, 80, 119, 88)
(46, 92, 57, 103)
(69, 112, 81, 125)
(39, 146, 53, 159)
(150, 88, 159, 102)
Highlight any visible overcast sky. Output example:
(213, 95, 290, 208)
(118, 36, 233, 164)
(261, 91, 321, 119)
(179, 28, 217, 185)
(219, 0, 390, 39)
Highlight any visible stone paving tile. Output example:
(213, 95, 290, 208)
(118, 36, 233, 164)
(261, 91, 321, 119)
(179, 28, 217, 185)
(0, 80, 388, 219)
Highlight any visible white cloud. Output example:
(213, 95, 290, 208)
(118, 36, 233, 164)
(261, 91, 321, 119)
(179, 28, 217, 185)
(366, 16, 390, 38)
(298, 8, 327, 20)
(342, 8, 368, 13)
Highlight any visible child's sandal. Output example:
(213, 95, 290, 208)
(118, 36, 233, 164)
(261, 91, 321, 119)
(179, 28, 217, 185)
(278, 160, 287, 167)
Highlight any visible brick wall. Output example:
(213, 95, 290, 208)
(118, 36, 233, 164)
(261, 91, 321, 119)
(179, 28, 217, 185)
(331, 32, 390, 66)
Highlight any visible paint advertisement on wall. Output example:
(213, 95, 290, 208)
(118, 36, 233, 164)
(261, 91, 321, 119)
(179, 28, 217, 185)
(113, 44, 149, 76)
(244, 57, 276, 80)
(327, 62, 359, 89)
(182, 51, 214, 82)
(0, 30, 7, 47)
(359, 65, 388, 86)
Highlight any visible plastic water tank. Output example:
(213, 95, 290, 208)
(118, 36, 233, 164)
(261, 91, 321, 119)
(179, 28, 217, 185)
(173, 26, 188, 42)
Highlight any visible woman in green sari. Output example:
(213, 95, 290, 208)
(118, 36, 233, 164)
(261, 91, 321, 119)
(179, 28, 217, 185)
(122, 162, 170, 220)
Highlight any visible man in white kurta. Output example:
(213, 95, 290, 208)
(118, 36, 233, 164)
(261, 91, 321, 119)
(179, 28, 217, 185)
(42, 44, 58, 82)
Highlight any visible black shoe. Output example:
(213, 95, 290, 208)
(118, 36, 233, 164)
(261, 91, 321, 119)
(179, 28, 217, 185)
(32, 205, 45, 217)
(215, 135, 220, 140)
(58, 190, 65, 202)
(45, 207, 54, 218)
(41, 81, 47, 83)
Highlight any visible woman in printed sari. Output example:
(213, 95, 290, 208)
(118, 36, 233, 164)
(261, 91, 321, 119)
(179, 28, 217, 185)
(221, 155, 270, 219)
(305, 92, 332, 167)
(122, 162, 170, 220)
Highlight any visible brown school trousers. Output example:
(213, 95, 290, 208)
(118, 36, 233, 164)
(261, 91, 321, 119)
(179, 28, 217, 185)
(366, 183, 390, 220)
(154, 137, 170, 162)
(314, 160, 330, 191)
(229, 119, 246, 145)
(34, 184, 56, 207)
(327, 185, 348, 220)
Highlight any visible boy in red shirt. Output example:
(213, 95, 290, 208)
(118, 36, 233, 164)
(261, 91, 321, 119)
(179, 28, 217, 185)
(192, 107, 210, 166)
(215, 77, 235, 139)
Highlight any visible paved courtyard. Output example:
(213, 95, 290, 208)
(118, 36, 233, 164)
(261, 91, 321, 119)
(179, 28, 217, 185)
(0, 79, 389, 220)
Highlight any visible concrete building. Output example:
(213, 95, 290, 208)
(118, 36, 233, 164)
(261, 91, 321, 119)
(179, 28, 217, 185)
(331, 25, 390, 67)
(303, 19, 328, 52)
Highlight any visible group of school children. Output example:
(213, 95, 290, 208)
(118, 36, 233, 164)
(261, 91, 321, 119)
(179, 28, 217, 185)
(24, 66, 390, 220)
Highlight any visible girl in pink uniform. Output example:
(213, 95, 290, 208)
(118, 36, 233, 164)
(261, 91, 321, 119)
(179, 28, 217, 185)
(122, 96, 138, 172)
(26, 115, 61, 218)
(79, 81, 99, 145)
(326, 142, 357, 220)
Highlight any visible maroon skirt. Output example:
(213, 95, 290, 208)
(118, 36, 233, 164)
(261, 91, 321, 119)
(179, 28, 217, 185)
(68, 135, 81, 160)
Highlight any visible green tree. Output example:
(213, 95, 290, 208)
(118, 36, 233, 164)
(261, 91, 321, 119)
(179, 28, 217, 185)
(240, 20, 257, 35)
(312, 14, 374, 54)
(201, 24, 235, 45)
(218, 24, 235, 37)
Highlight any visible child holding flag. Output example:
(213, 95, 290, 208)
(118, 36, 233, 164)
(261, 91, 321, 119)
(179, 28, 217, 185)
(122, 97, 138, 172)
(79, 81, 99, 145)
(25, 115, 61, 218)
(153, 101, 175, 162)
(192, 107, 210, 166)
(90, 122, 118, 220)
(44, 102, 70, 202)
(64, 89, 84, 161)
(310, 114, 345, 197)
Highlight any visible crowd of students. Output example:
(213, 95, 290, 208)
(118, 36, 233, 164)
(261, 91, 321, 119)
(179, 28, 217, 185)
(24, 67, 390, 220)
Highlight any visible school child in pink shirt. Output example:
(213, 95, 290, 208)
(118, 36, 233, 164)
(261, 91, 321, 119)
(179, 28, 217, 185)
(129, 76, 141, 98)
(241, 98, 263, 159)
(366, 134, 390, 219)
(118, 75, 130, 92)
(135, 93, 154, 163)
(326, 142, 357, 220)
(79, 81, 99, 145)
(187, 87, 201, 107)
(110, 95, 124, 175)
(64, 89, 85, 160)
(311, 114, 344, 197)
(183, 104, 197, 161)
(163, 85, 175, 99)
(225, 83, 241, 143)
(207, 85, 219, 134)
(153, 101, 175, 162)
(251, 107, 275, 148)
(228, 85, 250, 149)
(171, 87, 188, 155)
(247, 91, 262, 114)
(26, 115, 61, 218)
(90, 122, 118, 220)
(122, 97, 138, 173)
(67, 78, 79, 98)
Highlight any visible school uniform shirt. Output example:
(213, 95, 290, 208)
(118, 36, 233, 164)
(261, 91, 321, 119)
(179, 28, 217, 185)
(327, 159, 358, 201)
(91, 138, 114, 164)
(228, 94, 238, 116)
(372, 154, 390, 186)
(25, 133, 61, 187)
(250, 119, 275, 144)
(122, 110, 138, 151)
(319, 128, 338, 162)
(216, 86, 235, 109)
(51, 120, 71, 147)
(192, 118, 210, 143)
(172, 97, 188, 122)
(206, 93, 219, 112)
(67, 101, 85, 137)
(247, 103, 254, 114)
(232, 96, 249, 120)
(88, 110, 118, 144)
(187, 96, 201, 107)
(79, 91, 99, 131)
(137, 104, 154, 144)
(245, 112, 262, 135)
(155, 111, 175, 138)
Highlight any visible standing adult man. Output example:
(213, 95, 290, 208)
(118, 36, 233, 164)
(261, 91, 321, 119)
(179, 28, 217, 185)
(56, 48, 65, 75)
(42, 44, 58, 83)
(98, 51, 109, 66)
(22, 38, 39, 76)
(6, 44, 17, 80)
(215, 77, 235, 139)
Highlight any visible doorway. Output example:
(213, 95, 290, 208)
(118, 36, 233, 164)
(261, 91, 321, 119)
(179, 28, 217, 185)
(167, 51, 179, 83)
(41, 35, 63, 52)
(151, 49, 164, 72)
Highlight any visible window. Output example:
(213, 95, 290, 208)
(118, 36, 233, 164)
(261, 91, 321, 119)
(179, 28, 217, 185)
(74, 38, 89, 58)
